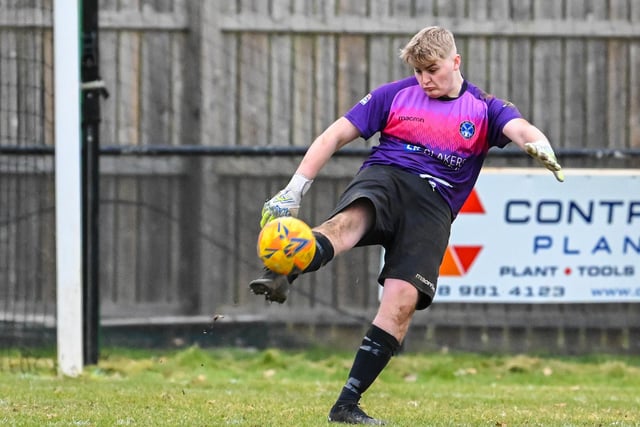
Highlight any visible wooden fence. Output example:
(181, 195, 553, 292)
(1, 0, 639, 354)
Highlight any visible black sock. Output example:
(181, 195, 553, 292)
(302, 232, 334, 273)
(335, 325, 401, 406)
(286, 232, 334, 284)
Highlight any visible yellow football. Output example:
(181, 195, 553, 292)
(257, 217, 316, 275)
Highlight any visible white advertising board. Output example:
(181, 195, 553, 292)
(436, 169, 640, 303)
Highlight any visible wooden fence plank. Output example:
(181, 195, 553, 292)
(19, 176, 39, 301)
(465, 36, 489, 94)
(369, 0, 396, 94)
(532, 0, 563, 145)
(466, 0, 489, 90)
(117, 31, 141, 145)
(488, 36, 509, 100)
(391, 0, 413, 17)
(36, 171, 55, 303)
(562, 0, 588, 150)
(239, 0, 271, 148)
(195, 1, 240, 316)
(216, 174, 240, 306)
(607, 39, 629, 149)
(335, 2, 368, 115)
(509, 41, 533, 120)
(43, 30, 54, 147)
(585, 1, 608, 150)
(99, 31, 118, 147)
(114, 176, 139, 305)
(20, 31, 44, 146)
(2, 175, 17, 302)
(137, 177, 172, 303)
(0, 30, 18, 145)
(434, 0, 464, 18)
(413, 0, 435, 16)
(236, 177, 262, 306)
(100, 175, 118, 308)
(170, 33, 187, 146)
(391, 0, 418, 79)
(238, 33, 269, 146)
(336, 35, 367, 114)
(269, 33, 292, 145)
(292, 35, 315, 147)
(314, 34, 337, 135)
(141, 31, 172, 146)
(199, 1, 232, 147)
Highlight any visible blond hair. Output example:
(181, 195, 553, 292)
(399, 26, 457, 67)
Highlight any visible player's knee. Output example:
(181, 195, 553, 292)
(382, 279, 419, 311)
(376, 280, 418, 337)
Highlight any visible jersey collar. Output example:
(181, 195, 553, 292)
(437, 80, 467, 101)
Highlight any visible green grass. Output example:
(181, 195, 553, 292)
(2, 347, 640, 426)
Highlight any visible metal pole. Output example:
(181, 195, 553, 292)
(81, 0, 107, 365)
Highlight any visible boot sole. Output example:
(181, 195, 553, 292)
(249, 281, 287, 304)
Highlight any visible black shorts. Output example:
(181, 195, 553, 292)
(330, 165, 452, 310)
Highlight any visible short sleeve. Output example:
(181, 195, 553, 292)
(486, 98, 522, 148)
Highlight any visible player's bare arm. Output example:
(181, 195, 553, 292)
(503, 118, 565, 182)
(295, 117, 361, 180)
(260, 117, 361, 227)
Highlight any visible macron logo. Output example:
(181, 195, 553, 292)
(439, 189, 484, 277)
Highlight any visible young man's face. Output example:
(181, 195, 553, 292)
(413, 53, 461, 98)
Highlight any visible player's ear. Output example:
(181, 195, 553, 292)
(452, 54, 461, 71)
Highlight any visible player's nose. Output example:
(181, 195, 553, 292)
(418, 71, 431, 84)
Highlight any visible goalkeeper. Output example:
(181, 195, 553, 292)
(250, 26, 563, 425)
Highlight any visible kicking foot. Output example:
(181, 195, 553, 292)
(249, 268, 290, 303)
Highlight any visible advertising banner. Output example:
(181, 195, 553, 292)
(436, 169, 640, 303)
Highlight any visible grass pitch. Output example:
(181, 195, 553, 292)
(1, 346, 640, 426)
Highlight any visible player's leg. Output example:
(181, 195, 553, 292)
(371, 278, 419, 341)
(329, 168, 449, 423)
(313, 198, 374, 257)
(249, 199, 374, 303)
(328, 279, 417, 425)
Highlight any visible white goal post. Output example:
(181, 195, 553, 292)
(54, 0, 83, 377)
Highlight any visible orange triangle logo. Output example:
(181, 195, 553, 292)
(459, 189, 485, 214)
(439, 247, 461, 276)
(439, 245, 482, 276)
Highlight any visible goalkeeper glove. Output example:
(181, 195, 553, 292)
(524, 140, 565, 182)
(260, 173, 313, 228)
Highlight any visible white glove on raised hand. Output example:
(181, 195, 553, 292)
(260, 173, 313, 228)
(524, 140, 565, 182)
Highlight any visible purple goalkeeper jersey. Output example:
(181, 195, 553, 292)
(344, 76, 521, 218)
